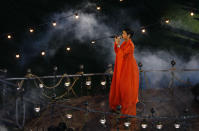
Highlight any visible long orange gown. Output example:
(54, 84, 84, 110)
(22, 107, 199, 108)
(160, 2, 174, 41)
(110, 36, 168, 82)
(109, 39, 139, 116)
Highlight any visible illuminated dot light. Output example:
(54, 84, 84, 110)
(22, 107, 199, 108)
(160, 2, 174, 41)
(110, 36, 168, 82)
(124, 121, 131, 127)
(52, 22, 57, 26)
(190, 12, 194, 16)
(141, 29, 146, 33)
(141, 123, 148, 129)
(86, 81, 91, 86)
(91, 40, 96, 44)
(34, 106, 40, 113)
(65, 81, 70, 87)
(41, 51, 46, 56)
(174, 123, 181, 129)
(39, 83, 44, 88)
(100, 118, 106, 125)
(75, 13, 79, 19)
(165, 19, 169, 24)
(156, 123, 163, 130)
(66, 47, 71, 51)
(101, 81, 106, 86)
(7, 35, 12, 39)
(29, 28, 34, 33)
(16, 54, 20, 59)
(66, 114, 72, 119)
(97, 6, 101, 10)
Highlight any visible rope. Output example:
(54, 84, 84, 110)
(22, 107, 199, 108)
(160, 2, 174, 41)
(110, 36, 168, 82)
(40, 72, 82, 100)
(5, 68, 199, 81)
(29, 74, 67, 89)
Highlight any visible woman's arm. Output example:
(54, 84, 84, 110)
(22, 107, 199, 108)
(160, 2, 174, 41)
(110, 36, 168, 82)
(114, 37, 121, 53)
(114, 42, 120, 53)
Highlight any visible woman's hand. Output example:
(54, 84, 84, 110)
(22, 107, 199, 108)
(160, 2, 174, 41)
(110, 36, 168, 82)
(115, 36, 121, 45)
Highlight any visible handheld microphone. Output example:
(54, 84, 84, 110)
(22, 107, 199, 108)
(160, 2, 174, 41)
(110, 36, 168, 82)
(110, 35, 122, 38)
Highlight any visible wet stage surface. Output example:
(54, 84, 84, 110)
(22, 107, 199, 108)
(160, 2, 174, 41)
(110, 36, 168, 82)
(25, 87, 199, 131)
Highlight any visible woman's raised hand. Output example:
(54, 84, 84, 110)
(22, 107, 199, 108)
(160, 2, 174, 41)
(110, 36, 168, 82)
(115, 36, 121, 45)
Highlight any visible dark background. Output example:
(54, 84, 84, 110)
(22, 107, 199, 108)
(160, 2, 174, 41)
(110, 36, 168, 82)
(0, 0, 199, 76)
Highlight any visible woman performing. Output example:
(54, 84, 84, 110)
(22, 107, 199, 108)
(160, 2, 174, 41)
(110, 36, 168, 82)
(109, 28, 139, 117)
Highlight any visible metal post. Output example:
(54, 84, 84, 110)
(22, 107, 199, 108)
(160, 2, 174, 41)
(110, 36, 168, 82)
(2, 69, 7, 108)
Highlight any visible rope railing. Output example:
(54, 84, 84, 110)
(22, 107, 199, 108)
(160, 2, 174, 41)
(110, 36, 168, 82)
(3, 68, 199, 81)
(1, 67, 197, 100)
(0, 67, 199, 129)
(5, 73, 111, 81)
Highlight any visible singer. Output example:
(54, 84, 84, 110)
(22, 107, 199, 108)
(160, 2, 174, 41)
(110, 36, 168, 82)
(109, 28, 139, 117)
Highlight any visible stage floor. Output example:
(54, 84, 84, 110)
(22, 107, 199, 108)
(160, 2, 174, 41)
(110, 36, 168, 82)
(25, 86, 199, 131)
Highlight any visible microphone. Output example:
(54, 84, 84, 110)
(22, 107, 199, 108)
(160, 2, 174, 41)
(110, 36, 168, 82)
(109, 35, 122, 38)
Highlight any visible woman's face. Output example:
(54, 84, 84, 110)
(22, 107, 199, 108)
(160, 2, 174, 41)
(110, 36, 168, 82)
(122, 30, 129, 39)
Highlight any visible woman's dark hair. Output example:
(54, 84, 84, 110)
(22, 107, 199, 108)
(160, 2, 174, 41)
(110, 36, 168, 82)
(123, 28, 134, 37)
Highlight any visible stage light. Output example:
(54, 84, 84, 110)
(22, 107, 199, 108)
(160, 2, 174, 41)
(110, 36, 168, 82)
(66, 113, 72, 119)
(66, 47, 71, 51)
(52, 21, 57, 26)
(165, 19, 169, 24)
(156, 122, 163, 130)
(120, 0, 124, 2)
(174, 122, 181, 129)
(97, 6, 101, 11)
(124, 121, 131, 128)
(16, 54, 20, 59)
(141, 29, 146, 33)
(86, 77, 92, 86)
(29, 28, 34, 33)
(41, 51, 45, 56)
(64, 78, 70, 87)
(101, 81, 106, 86)
(91, 40, 96, 44)
(190, 12, 194, 16)
(64, 82, 70, 87)
(39, 83, 44, 88)
(100, 118, 106, 125)
(141, 123, 148, 129)
(7, 34, 12, 39)
(141, 119, 148, 128)
(101, 76, 106, 86)
(75, 13, 79, 19)
(34, 105, 40, 113)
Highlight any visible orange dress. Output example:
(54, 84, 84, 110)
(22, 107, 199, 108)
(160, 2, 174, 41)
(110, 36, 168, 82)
(109, 39, 139, 116)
